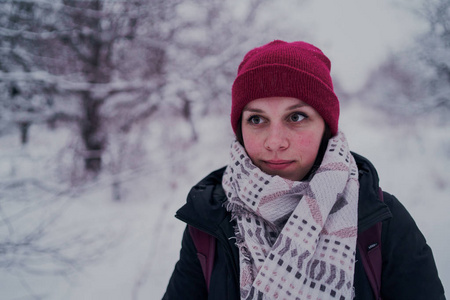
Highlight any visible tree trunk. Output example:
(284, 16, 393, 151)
(80, 92, 105, 173)
(19, 122, 30, 145)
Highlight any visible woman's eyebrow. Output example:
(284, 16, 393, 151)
(287, 103, 308, 110)
(243, 103, 308, 113)
(242, 107, 265, 113)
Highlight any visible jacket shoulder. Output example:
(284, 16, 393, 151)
(175, 167, 229, 233)
(352, 152, 392, 232)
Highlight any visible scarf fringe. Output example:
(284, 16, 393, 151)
(225, 201, 245, 245)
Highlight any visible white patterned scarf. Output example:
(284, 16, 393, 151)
(222, 131, 359, 300)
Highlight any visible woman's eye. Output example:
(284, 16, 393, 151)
(248, 115, 263, 125)
(289, 112, 306, 123)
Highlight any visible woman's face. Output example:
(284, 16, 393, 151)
(241, 97, 325, 181)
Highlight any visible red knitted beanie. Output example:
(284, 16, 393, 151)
(231, 40, 339, 135)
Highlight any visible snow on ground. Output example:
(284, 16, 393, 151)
(0, 102, 449, 300)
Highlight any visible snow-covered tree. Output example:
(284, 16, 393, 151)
(359, 0, 450, 123)
(416, 0, 450, 116)
(0, 1, 57, 141)
(0, 0, 172, 172)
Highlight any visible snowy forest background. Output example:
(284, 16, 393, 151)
(0, 0, 449, 299)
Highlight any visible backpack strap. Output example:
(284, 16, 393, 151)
(188, 225, 216, 292)
(357, 188, 384, 300)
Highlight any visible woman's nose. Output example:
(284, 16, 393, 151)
(264, 124, 289, 151)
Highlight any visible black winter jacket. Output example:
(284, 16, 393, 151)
(163, 153, 445, 300)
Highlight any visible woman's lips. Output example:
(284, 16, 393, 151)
(262, 160, 294, 170)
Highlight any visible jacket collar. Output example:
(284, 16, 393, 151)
(176, 167, 229, 236)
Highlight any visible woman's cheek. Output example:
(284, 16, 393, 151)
(294, 132, 322, 160)
(242, 135, 261, 159)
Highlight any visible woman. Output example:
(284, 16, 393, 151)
(163, 40, 445, 300)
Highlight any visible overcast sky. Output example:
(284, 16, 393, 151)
(271, 0, 428, 92)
